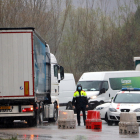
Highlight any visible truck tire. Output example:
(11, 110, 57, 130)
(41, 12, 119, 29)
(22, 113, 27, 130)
(28, 116, 37, 127)
(28, 103, 42, 127)
(7, 119, 14, 127)
(28, 109, 40, 127)
(28, 111, 43, 126)
(0, 118, 4, 125)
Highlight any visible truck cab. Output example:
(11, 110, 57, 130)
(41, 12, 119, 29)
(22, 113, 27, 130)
(45, 46, 64, 122)
(50, 53, 64, 105)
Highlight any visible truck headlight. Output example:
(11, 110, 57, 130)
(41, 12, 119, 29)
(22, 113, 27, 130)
(134, 108, 140, 112)
(96, 107, 104, 110)
(90, 95, 97, 99)
(109, 108, 117, 112)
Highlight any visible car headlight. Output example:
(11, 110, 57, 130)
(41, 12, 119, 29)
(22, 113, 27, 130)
(96, 107, 104, 110)
(134, 108, 140, 112)
(109, 108, 117, 112)
(90, 95, 97, 99)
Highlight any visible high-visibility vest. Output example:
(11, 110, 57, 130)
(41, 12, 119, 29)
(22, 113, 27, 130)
(73, 90, 87, 97)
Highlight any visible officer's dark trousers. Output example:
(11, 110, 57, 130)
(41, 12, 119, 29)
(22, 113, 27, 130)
(76, 107, 86, 125)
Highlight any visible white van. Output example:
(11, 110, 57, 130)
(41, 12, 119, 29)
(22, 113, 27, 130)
(77, 71, 140, 109)
(59, 73, 76, 109)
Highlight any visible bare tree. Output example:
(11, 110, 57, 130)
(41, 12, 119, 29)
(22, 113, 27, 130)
(0, 0, 140, 82)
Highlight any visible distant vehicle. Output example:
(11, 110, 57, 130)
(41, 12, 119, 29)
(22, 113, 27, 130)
(0, 27, 64, 126)
(77, 71, 140, 110)
(95, 88, 140, 125)
(134, 57, 140, 71)
(59, 73, 76, 109)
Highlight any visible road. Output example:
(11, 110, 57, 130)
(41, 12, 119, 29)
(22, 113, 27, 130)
(0, 107, 139, 140)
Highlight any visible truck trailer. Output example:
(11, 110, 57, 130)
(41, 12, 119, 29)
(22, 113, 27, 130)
(0, 27, 64, 126)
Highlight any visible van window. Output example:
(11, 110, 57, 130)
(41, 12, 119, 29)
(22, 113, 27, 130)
(101, 81, 109, 91)
(78, 81, 102, 91)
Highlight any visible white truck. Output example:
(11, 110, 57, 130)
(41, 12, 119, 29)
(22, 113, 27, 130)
(77, 71, 140, 110)
(0, 27, 64, 126)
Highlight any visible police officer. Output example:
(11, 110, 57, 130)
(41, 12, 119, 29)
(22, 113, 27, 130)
(72, 84, 88, 126)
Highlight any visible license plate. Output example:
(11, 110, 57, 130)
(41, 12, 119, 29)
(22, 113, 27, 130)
(0, 106, 11, 110)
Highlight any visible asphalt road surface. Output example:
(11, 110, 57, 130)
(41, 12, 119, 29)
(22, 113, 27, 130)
(0, 107, 139, 140)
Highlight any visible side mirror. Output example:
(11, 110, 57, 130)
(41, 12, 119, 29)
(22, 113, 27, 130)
(100, 88, 106, 94)
(60, 66, 64, 80)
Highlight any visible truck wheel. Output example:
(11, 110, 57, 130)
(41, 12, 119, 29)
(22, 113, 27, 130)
(7, 119, 14, 127)
(28, 116, 38, 127)
(29, 111, 42, 126)
(0, 118, 4, 125)
(66, 102, 73, 110)
(28, 104, 40, 127)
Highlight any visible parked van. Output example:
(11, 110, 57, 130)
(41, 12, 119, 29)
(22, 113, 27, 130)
(77, 71, 140, 109)
(59, 73, 76, 109)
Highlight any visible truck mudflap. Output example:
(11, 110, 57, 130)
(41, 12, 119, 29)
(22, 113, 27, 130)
(0, 105, 34, 117)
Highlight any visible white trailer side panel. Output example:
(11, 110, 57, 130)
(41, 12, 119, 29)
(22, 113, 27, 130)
(0, 32, 33, 97)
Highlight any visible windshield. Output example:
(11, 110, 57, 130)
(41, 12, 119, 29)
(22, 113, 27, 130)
(78, 81, 102, 91)
(114, 93, 140, 103)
